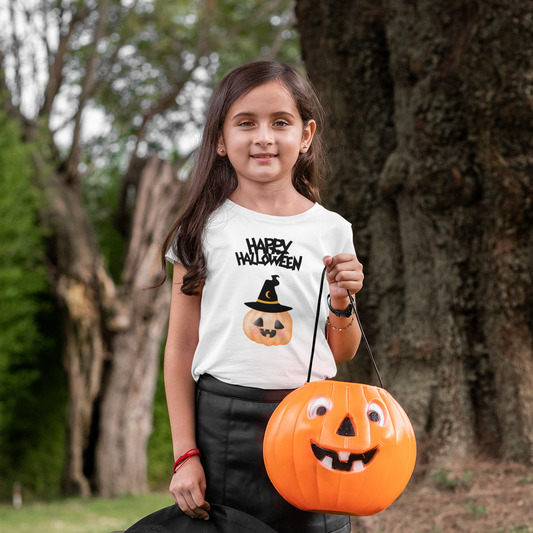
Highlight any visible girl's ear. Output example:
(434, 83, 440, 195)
(217, 136, 226, 156)
(300, 119, 317, 153)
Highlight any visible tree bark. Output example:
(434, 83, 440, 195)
(296, 0, 533, 467)
(48, 173, 113, 496)
(46, 156, 184, 496)
(95, 157, 186, 496)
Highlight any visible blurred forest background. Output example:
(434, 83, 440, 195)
(1, 1, 533, 528)
(0, 0, 299, 500)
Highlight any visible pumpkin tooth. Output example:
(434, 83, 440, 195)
(338, 451, 351, 462)
(351, 460, 364, 472)
(322, 456, 333, 469)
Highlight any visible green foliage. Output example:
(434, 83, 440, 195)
(0, 314, 67, 500)
(0, 111, 66, 499)
(431, 468, 475, 492)
(81, 152, 128, 283)
(0, 111, 45, 426)
(75, 0, 298, 163)
(0, 113, 45, 393)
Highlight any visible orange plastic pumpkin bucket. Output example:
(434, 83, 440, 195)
(263, 267, 416, 516)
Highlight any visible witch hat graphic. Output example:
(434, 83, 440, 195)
(245, 275, 292, 313)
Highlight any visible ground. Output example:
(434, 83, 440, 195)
(3, 458, 533, 533)
(351, 459, 533, 533)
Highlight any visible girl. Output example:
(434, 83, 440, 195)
(155, 61, 362, 533)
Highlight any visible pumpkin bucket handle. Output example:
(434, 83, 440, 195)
(306, 266, 384, 388)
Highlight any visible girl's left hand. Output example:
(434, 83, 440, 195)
(323, 254, 364, 301)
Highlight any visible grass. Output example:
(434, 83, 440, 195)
(490, 528, 533, 533)
(0, 492, 175, 533)
(432, 468, 475, 492)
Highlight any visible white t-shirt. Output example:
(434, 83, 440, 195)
(166, 199, 356, 389)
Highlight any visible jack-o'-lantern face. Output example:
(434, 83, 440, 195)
(243, 309, 293, 346)
(263, 381, 416, 516)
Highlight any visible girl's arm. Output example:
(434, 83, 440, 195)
(165, 263, 210, 520)
(323, 254, 364, 364)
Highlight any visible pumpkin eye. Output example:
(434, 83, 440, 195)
(308, 396, 332, 419)
(274, 320, 284, 330)
(367, 402, 386, 426)
(253, 317, 264, 327)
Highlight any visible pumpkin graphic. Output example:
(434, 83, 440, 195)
(263, 380, 416, 516)
(244, 275, 293, 346)
(243, 309, 293, 346)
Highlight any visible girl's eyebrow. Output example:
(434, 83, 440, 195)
(231, 111, 296, 119)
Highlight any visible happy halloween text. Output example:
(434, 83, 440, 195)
(235, 238, 303, 271)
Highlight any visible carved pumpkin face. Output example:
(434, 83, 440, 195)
(243, 309, 293, 346)
(263, 381, 416, 516)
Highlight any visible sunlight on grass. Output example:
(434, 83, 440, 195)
(0, 492, 174, 533)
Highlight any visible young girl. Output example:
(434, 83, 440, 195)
(142, 61, 362, 533)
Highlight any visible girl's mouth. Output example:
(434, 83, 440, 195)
(251, 153, 278, 161)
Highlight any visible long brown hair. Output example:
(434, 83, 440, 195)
(160, 61, 327, 295)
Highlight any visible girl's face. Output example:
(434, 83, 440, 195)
(219, 81, 316, 189)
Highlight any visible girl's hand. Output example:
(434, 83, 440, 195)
(323, 254, 364, 303)
(170, 456, 210, 520)
(323, 254, 363, 364)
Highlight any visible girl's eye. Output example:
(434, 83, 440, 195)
(308, 396, 332, 418)
(367, 402, 386, 427)
(238, 121, 254, 127)
(273, 120, 289, 127)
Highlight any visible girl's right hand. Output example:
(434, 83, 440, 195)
(170, 456, 210, 520)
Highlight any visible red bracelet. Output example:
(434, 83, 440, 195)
(172, 448, 201, 474)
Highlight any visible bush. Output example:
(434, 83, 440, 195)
(0, 111, 66, 500)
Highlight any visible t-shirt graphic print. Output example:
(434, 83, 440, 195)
(243, 275, 293, 346)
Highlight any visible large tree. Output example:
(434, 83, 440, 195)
(0, 0, 298, 496)
(296, 0, 533, 468)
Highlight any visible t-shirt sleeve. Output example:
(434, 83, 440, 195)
(165, 231, 188, 265)
(340, 221, 356, 256)
(165, 246, 179, 264)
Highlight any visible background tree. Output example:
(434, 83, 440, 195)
(0, 0, 299, 497)
(296, 0, 533, 469)
(0, 110, 66, 499)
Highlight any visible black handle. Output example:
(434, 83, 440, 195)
(306, 266, 384, 389)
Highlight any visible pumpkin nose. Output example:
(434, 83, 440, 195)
(336, 416, 356, 436)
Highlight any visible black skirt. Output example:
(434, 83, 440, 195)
(195, 374, 350, 533)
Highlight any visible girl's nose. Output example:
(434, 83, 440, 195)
(254, 124, 274, 146)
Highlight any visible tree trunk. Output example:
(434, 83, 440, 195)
(47, 157, 184, 495)
(49, 172, 114, 496)
(95, 157, 185, 496)
(296, 0, 533, 467)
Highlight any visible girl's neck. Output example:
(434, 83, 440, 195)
(228, 181, 315, 216)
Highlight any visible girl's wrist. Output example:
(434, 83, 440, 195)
(173, 442, 198, 460)
(328, 294, 353, 315)
(172, 448, 201, 474)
